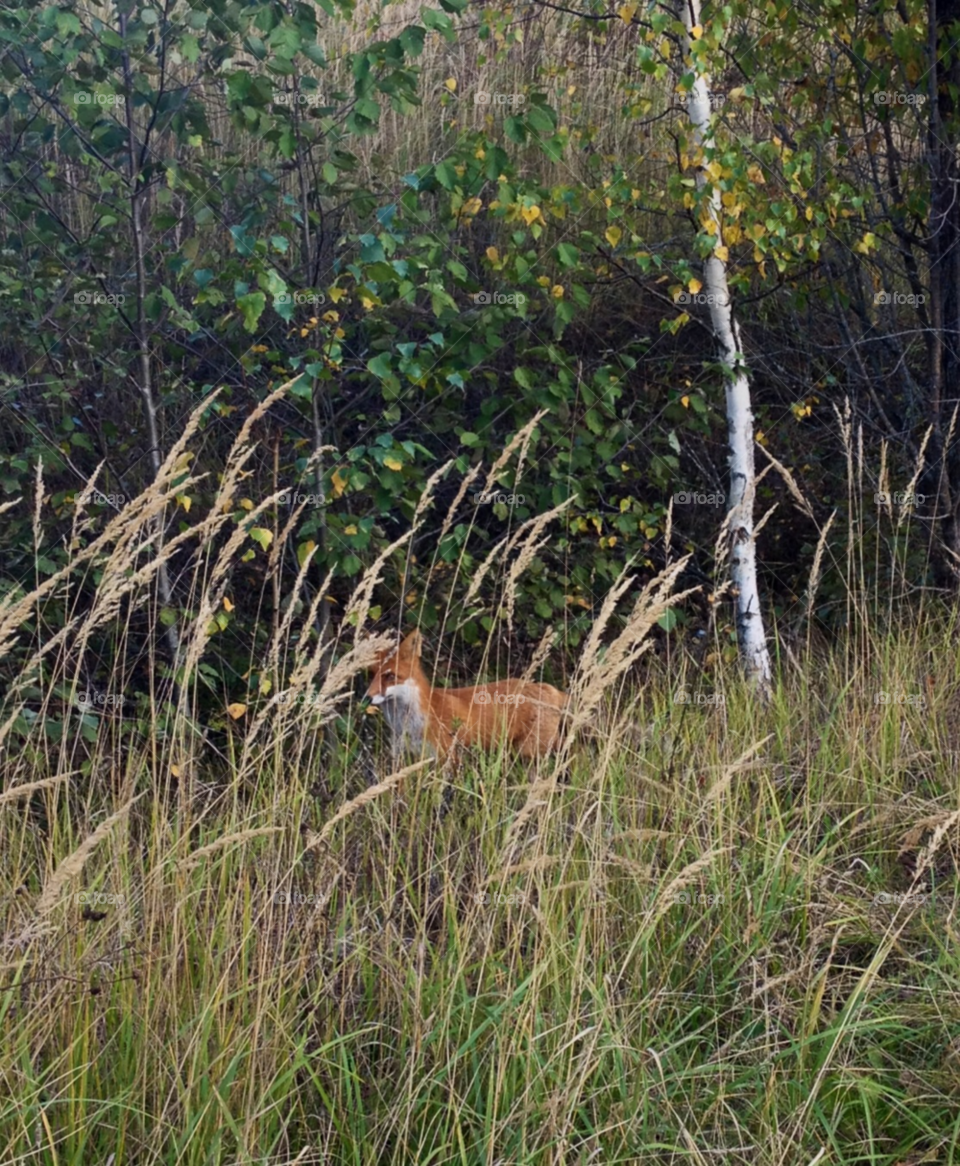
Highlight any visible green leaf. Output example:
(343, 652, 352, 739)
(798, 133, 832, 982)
(237, 292, 266, 331)
(557, 242, 579, 267)
(657, 609, 680, 632)
(367, 352, 393, 379)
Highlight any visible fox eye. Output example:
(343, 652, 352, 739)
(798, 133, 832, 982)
(382, 670, 395, 681)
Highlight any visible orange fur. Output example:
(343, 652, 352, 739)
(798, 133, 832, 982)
(365, 630, 566, 762)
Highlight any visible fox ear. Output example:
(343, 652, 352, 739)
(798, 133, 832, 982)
(400, 629, 423, 658)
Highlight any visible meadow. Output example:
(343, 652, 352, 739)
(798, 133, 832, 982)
(2, 397, 958, 1165)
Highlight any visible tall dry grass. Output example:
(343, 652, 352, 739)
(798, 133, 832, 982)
(1, 396, 959, 1163)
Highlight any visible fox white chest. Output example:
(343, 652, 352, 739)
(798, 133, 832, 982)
(372, 677, 436, 758)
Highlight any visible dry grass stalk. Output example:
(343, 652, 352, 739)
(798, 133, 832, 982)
(463, 498, 574, 615)
(757, 445, 815, 519)
(177, 827, 284, 872)
(805, 510, 837, 631)
(898, 423, 932, 530)
(567, 555, 698, 736)
(520, 625, 558, 685)
(650, 848, 728, 927)
(501, 501, 575, 633)
(908, 809, 960, 888)
(36, 795, 142, 915)
(333, 460, 450, 651)
(0, 774, 71, 807)
(478, 409, 547, 502)
(307, 760, 433, 847)
(704, 735, 774, 804)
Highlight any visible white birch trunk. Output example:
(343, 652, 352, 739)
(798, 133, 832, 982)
(680, 0, 772, 693)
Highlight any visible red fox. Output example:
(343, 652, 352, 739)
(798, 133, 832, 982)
(364, 629, 567, 762)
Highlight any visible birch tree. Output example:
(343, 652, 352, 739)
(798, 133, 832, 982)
(678, 0, 773, 693)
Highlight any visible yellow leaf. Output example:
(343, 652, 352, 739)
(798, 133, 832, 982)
(756, 430, 768, 445)
(297, 540, 317, 568)
(223, 596, 234, 612)
(690, 23, 703, 38)
(384, 456, 403, 471)
(805, 205, 814, 221)
(331, 469, 348, 497)
(551, 285, 564, 298)
(687, 278, 702, 294)
(226, 702, 247, 720)
(486, 246, 499, 262)
(706, 160, 723, 182)
(240, 498, 254, 511)
(520, 204, 542, 227)
(681, 395, 690, 408)
(605, 225, 622, 247)
(344, 524, 358, 535)
(714, 244, 729, 262)
(747, 164, 765, 184)
(176, 494, 192, 513)
(444, 77, 457, 92)
(329, 287, 347, 303)
(617, 1, 637, 23)
(171, 764, 182, 778)
(250, 527, 273, 551)
(537, 275, 550, 287)
(461, 197, 482, 216)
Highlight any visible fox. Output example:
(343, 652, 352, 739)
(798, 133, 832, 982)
(364, 629, 567, 763)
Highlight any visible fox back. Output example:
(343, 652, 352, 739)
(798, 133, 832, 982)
(365, 630, 566, 762)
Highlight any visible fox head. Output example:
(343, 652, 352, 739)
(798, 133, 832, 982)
(365, 629, 424, 707)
